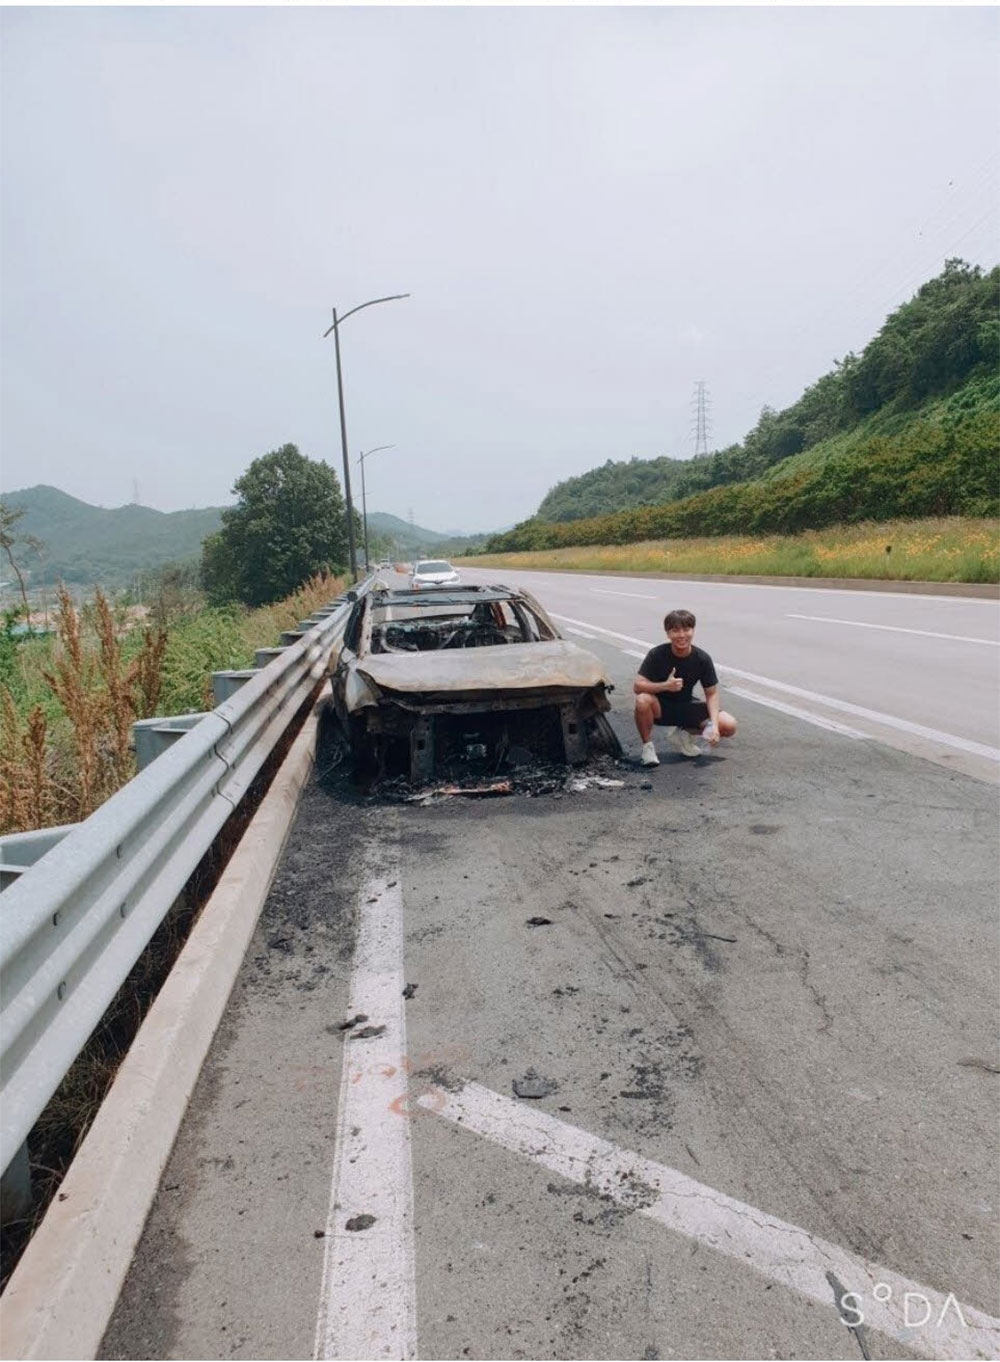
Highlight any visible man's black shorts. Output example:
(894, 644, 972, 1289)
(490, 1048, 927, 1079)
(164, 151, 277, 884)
(654, 700, 710, 730)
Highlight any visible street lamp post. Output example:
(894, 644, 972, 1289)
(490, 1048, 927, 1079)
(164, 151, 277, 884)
(323, 294, 409, 579)
(357, 445, 395, 570)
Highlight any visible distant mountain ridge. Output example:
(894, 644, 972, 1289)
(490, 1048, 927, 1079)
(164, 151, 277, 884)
(366, 511, 450, 551)
(0, 485, 226, 589)
(365, 512, 500, 557)
(0, 485, 489, 589)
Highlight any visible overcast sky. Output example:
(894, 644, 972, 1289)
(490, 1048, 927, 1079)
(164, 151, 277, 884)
(1, 6, 997, 533)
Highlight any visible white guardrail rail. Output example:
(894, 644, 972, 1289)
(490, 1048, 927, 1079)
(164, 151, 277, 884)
(0, 581, 369, 1187)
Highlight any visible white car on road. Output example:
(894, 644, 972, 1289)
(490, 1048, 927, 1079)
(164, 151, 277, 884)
(410, 559, 461, 588)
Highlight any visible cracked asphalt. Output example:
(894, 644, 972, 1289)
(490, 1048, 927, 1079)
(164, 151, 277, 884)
(102, 579, 999, 1361)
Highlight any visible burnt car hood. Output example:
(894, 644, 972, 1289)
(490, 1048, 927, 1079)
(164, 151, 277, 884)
(354, 640, 609, 699)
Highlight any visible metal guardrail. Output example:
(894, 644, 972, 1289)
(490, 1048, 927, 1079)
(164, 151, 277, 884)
(0, 584, 366, 1180)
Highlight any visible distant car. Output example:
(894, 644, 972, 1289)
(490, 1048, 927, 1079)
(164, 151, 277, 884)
(410, 558, 460, 589)
(330, 583, 621, 781)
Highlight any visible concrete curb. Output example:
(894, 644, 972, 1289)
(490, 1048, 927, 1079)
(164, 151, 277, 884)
(466, 564, 998, 599)
(0, 688, 330, 1361)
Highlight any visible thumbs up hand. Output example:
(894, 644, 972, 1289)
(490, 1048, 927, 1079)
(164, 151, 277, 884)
(664, 667, 683, 693)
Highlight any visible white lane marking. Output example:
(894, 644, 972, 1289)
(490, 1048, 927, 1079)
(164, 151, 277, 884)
(727, 686, 867, 738)
(788, 614, 1000, 647)
(549, 613, 1000, 763)
(314, 853, 417, 1361)
(591, 588, 658, 599)
(564, 627, 598, 640)
(549, 613, 648, 648)
(719, 664, 1000, 763)
(622, 648, 647, 660)
(419, 1083, 1000, 1361)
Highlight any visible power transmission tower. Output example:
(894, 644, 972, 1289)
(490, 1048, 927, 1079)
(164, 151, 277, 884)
(691, 381, 712, 457)
(131, 479, 141, 505)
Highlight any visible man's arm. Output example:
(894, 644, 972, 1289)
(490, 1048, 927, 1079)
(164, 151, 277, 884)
(703, 683, 722, 742)
(634, 669, 683, 696)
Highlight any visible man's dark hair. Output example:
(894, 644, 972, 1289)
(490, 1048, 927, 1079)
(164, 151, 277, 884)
(664, 609, 696, 631)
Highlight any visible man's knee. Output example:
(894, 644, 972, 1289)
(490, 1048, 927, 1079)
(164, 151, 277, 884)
(635, 693, 658, 718)
(718, 711, 737, 738)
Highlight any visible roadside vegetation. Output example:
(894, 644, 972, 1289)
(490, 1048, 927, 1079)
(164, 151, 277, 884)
(467, 516, 999, 584)
(0, 570, 345, 836)
(485, 260, 999, 560)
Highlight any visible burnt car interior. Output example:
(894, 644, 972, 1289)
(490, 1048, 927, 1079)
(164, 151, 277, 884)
(344, 586, 559, 656)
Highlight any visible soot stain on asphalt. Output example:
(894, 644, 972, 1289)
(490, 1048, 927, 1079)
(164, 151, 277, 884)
(546, 1166, 658, 1230)
(247, 750, 374, 996)
(645, 907, 726, 974)
(606, 1025, 703, 1138)
(411, 1063, 466, 1093)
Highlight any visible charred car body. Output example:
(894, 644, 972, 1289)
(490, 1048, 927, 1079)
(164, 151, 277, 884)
(330, 584, 621, 781)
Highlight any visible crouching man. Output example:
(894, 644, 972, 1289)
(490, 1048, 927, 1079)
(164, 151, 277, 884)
(634, 608, 737, 766)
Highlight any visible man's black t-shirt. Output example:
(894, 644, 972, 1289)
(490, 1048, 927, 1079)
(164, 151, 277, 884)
(638, 643, 718, 706)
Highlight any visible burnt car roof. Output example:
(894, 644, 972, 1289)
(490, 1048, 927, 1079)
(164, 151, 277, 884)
(368, 584, 522, 607)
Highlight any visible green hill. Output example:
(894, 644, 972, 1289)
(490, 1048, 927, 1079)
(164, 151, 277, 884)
(488, 259, 999, 552)
(366, 512, 450, 554)
(365, 513, 497, 559)
(0, 485, 225, 590)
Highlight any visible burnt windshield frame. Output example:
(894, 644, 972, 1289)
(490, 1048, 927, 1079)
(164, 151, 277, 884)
(511, 600, 556, 642)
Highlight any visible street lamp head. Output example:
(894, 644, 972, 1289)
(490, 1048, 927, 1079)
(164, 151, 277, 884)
(358, 444, 395, 464)
(322, 292, 408, 579)
(322, 294, 411, 337)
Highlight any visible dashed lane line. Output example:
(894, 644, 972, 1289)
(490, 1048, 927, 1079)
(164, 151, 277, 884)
(314, 843, 417, 1362)
(550, 612, 694, 650)
(726, 686, 867, 739)
(787, 614, 1000, 647)
(719, 664, 1000, 762)
(591, 588, 659, 599)
(549, 612, 999, 762)
(418, 1082, 1000, 1361)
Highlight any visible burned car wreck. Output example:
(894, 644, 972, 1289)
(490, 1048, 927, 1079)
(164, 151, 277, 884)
(330, 584, 622, 781)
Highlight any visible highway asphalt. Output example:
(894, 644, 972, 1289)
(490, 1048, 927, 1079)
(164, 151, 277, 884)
(102, 571, 999, 1361)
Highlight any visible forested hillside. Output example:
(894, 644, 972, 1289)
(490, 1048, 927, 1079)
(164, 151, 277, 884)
(0, 485, 225, 589)
(521, 259, 998, 539)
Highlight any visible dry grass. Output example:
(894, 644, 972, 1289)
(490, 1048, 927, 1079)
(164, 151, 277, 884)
(466, 517, 999, 584)
(0, 573, 346, 835)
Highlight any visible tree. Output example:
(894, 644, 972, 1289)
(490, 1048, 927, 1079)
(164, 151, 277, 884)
(0, 498, 43, 615)
(200, 445, 352, 606)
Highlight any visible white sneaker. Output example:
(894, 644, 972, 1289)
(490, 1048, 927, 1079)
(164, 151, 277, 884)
(640, 741, 660, 767)
(674, 730, 701, 758)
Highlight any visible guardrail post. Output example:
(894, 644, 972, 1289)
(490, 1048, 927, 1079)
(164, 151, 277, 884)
(0, 825, 79, 892)
(132, 714, 208, 772)
(211, 670, 259, 705)
(254, 647, 288, 669)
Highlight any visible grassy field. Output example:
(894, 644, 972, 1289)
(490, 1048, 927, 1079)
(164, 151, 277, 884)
(464, 517, 999, 585)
